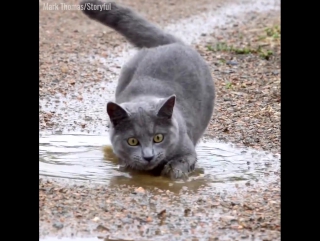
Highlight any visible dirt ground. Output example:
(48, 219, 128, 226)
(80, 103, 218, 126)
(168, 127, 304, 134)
(200, 10, 280, 154)
(39, 0, 281, 240)
(40, 177, 280, 240)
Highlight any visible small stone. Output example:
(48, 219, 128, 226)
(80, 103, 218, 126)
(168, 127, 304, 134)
(226, 61, 238, 66)
(211, 202, 220, 207)
(133, 187, 145, 194)
(95, 224, 109, 232)
(61, 66, 68, 73)
(53, 222, 64, 230)
(68, 79, 75, 85)
(184, 208, 191, 216)
(220, 216, 237, 222)
(272, 70, 279, 75)
(158, 209, 167, 218)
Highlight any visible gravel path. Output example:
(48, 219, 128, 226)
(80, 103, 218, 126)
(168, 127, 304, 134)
(39, 0, 280, 240)
(199, 10, 280, 153)
(40, 177, 280, 240)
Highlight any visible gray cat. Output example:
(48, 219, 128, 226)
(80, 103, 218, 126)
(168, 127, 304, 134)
(80, 0, 215, 179)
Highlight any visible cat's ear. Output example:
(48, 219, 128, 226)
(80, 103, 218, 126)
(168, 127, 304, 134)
(107, 102, 129, 126)
(157, 95, 176, 119)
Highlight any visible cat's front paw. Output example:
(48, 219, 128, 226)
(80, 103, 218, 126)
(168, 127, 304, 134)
(161, 156, 196, 180)
(162, 163, 187, 180)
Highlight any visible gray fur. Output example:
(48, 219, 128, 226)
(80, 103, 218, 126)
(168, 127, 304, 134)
(81, 0, 182, 48)
(81, 0, 215, 179)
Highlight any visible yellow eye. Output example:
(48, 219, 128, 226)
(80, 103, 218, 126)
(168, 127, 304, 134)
(127, 138, 139, 146)
(153, 134, 164, 143)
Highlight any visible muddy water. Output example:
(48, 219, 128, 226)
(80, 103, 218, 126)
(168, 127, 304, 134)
(39, 133, 279, 193)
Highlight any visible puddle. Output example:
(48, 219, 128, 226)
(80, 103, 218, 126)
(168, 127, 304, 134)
(39, 133, 279, 192)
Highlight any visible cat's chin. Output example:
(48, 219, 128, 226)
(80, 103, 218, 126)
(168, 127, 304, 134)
(130, 159, 163, 171)
(143, 164, 159, 171)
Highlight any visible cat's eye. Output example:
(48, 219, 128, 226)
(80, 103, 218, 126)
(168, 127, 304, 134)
(127, 138, 139, 146)
(153, 134, 164, 143)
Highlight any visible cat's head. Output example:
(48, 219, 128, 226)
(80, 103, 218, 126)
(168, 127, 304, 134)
(107, 95, 179, 170)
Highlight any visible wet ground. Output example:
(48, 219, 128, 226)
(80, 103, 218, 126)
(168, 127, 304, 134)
(39, 0, 280, 240)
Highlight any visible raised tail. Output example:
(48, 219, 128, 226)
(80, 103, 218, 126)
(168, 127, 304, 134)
(80, 0, 182, 48)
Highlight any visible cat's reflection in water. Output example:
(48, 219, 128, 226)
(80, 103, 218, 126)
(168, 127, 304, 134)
(103, 145, 209, 193)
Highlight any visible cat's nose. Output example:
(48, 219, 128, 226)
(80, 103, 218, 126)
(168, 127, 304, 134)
(143, 155, 154, 162)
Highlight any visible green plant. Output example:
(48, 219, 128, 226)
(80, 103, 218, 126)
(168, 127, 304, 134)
(259, 50, 273, 60)
(207, 45, 214, 51)
(207, 42, 273, 60)
(265, 25, 281, 39)
(225, 82, 233, 89)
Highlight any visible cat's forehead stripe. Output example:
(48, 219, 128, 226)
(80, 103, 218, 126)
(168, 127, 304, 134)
(134, 113, 154, 134)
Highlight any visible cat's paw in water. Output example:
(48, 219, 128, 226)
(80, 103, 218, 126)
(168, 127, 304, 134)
(162, 164, 188, 180)
(161, 156, 196, 180)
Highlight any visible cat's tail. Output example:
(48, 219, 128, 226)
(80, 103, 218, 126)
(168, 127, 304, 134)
(80, 0, 182, 48)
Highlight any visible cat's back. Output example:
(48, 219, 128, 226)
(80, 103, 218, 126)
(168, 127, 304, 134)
(119, 43, 214, 100)
(136, 43, 208, 80)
